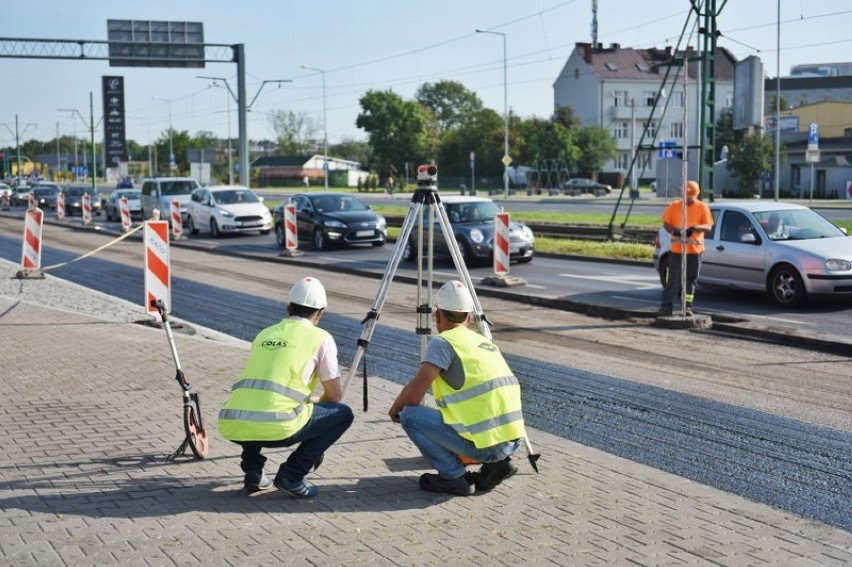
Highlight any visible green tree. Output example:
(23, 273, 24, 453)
(330, 137, 372, 165)
(714, 106, 736, 162)
(414, 80, 483, 133)
(515, 116, 579, 166)
(268, 110, 317, 155)
(356, 89, 432, 172)
(727, 133, 778, 196)
(575, 126, 617, 173)
(437, 108, 504, 176)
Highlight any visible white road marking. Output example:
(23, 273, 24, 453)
(559, 273, 661, 290)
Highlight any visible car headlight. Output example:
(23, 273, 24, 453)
(324, 220, 347, 229)
(825, 259, 852, 272)
(520, 225, 534, 240)
(470, 228, 484, 244)
(377, 217, 387, 230)
(219, 209, 233, 218)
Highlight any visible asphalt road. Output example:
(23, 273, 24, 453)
(0, 221, 850, 532)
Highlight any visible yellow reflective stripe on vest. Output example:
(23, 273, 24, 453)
(218, 405, 304, 422)
(444, 409, 524, 437)
(434, 375, 519, 408)
(230, 378, 310, 403)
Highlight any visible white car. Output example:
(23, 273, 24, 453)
(653, 201, 852, 307)
(186, 185, 272, 237)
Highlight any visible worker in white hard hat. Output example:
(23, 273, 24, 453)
(218, 277, 353, 498)
(388, 280, 526, 496)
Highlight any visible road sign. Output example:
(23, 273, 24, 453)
(808, 123, 819, 150)
(806, 149, 820, 163)
(658, 141, 676, 158)
(502, 155, 512, 166)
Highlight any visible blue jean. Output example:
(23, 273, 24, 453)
(399, 405, 521, 479)
(237, 402, 353, 483)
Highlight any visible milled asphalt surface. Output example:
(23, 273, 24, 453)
(2, 256, 852, 566)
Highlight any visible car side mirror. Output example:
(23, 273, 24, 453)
(258, 196, 264, 202)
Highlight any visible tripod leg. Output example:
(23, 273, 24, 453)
(341, 197, 426, 400)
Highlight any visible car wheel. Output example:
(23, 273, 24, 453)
(210, 219, 221, 238)
(657, 254, 669, 287)
(401, 239, 416, 262)
(313, 229, 327, 251)
(275, 223, 286, 247)
(187, 216, 198, 235)
(455, 238, 472, 265)
(768, 264, 806, 307)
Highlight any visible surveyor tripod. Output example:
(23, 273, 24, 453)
(343, 164, 540, 472)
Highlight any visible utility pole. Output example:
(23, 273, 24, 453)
(1, 115, 37, 185)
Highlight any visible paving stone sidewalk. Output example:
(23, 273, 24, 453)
(1, 262, 850, 566)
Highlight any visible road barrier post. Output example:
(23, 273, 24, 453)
(279, 202, 304, 257)
(170, 199, 183, 240)
(144, 220, 171, 314)
(82, 194, 92, 225)
(56, 193, 65, 220)
(17, 207, 45, 279)
(120, 196, 131, 232)
(483, 210, 526, 288)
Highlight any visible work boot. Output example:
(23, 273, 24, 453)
(684, 302, 694, 317)
(418, 473, 475, 496)
(657, 306, 673, 316)
(244, 472, 274, 493)
(472, 457, 519, 492)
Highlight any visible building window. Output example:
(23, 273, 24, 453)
(670, 122, 684, 138)
(671, 91, 684, 108)
(615, 152, 630, 170)
(644, 91, 657, 106)
(613, 121, 629, 138)
(724, 91, 734, 108)
(643, 121, 657, 137)
(613, 90, 629, 106)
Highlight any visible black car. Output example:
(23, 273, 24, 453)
(273, 193, 387, 250)
(400, 196, 535, 266)
(63, 185, 102, 216)
(561, 178, 612, 197)
(31, 184, 62, 209)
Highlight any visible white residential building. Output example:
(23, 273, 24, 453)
(553, 42, 737, 184)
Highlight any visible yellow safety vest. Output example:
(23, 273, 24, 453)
(218, 318, 327, 441)
(432, 326, 525, 449)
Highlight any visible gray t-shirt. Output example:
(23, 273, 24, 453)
(422, 336, 465, 390)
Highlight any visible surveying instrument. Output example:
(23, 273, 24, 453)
(342, 164, 540, 472)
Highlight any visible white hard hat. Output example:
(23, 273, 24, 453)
(288, 277, 327, 309)
(436, 280, 474, 312)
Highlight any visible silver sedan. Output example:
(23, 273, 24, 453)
(653, 201, 852, 307)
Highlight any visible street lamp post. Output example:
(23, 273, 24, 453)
(476, 29, 509, 199)
(301, 65, 328, 191)
(1, 115, 36, 185)
(197, 76, 291, 187)
(153, 97, 174, 173)
(59, 91, 100, 195)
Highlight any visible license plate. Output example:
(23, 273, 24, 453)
(356, 230, 373, 237)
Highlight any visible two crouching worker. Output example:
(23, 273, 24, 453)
(389, 280, 526, 496)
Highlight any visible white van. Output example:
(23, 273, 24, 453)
(140, 177, 200, 222)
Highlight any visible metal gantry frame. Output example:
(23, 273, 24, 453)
(0, 37, 254, 187)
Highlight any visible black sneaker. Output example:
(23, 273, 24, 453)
(657, 307, 673, 316)
(419, 473, 475, 496)
(473, 458, 519, 492)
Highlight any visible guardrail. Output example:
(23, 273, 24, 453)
(383, 215, 657, 244)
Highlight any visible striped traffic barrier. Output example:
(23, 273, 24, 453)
(56, 192, 65, 220)
(279, 202, 304, 257)
(28, 190, 35, 209)
(0, 191, 9, 210)
(119, 196, 131, 232)
(170, 199, 183, 239)
(16, 207, 45, 279)
(82, 193, 92, 225)
(493, 212, 510, 276)
(482, 210, 526, 287)
(144, 220, 171, 314)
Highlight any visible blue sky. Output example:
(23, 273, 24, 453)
(2, 0, 850, 148)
